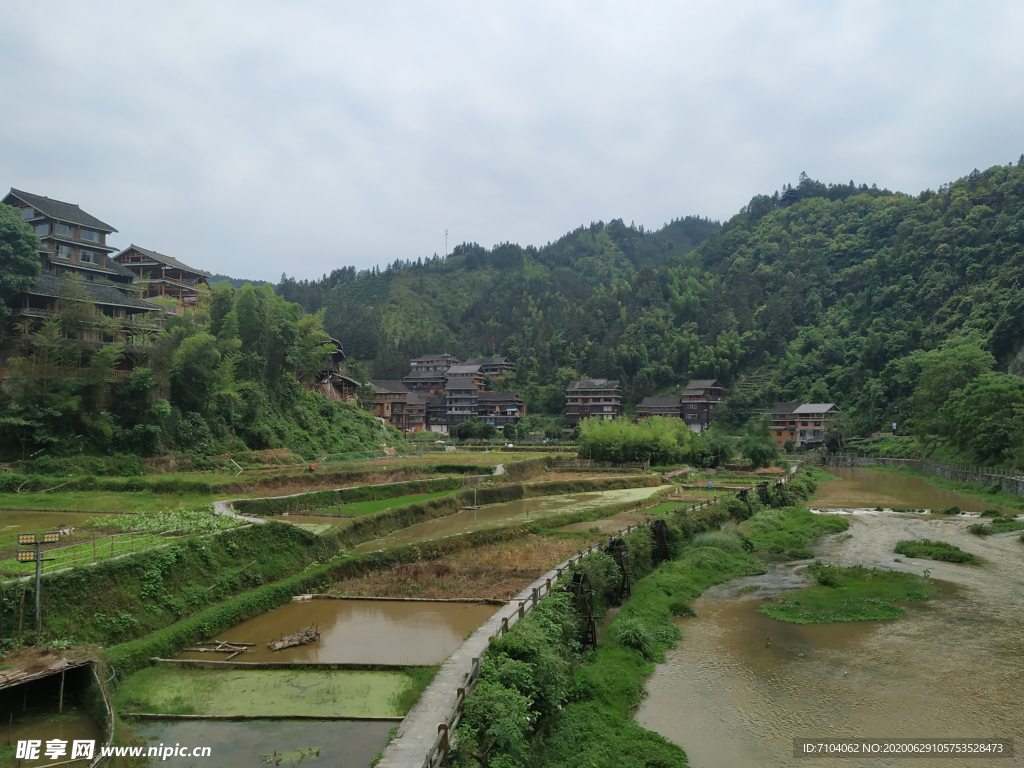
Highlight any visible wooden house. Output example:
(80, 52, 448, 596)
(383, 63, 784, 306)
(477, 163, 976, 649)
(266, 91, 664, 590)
(112, 245, 211, 312)
(463, 356, 516, 377)
(1, 190, 163, 381)
(565, 379, 622, 426)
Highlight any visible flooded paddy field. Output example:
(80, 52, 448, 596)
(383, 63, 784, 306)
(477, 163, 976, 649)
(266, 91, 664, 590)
(355, 486, 667, 551)
(178, 599, 498, 665)
(636, 467, 1024, 768)
(131, 718, 394, 768)
(329, 532, 603, 600)
(556, 510, 659, 533)
(116, 667, 419, 718)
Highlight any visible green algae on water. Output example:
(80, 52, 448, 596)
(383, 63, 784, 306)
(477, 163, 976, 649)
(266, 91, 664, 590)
(115, 667, 436, 718)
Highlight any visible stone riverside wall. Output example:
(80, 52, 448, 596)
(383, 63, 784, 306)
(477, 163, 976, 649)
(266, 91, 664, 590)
(821, 454, 1024, 501)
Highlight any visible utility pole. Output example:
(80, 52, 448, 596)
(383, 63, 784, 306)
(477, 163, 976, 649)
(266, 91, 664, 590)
(445, 229, 448, 259)
(17, 531, 61, 632)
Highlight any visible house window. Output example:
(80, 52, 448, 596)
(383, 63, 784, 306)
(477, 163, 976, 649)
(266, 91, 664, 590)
(813, 430, 822, 438)
(801, 421, 808, 427)
(776, 430, 783, 436)
(21, 207, 34, 220)
(56, 222, 74, 237)
(799, 430, 807, 438)
(81, 229, 101, 243)
(80, 249, 98, 264)
(57, 245, 72, 259)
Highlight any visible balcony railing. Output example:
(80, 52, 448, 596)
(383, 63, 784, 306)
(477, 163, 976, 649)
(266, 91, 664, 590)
(1, 366, 134, 382)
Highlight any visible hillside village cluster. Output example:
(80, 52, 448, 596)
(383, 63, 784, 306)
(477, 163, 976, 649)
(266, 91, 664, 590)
(1, 188, 840, 445)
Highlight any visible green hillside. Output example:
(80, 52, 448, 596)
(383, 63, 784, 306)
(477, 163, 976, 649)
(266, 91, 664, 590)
(280, 162, 1024, 464)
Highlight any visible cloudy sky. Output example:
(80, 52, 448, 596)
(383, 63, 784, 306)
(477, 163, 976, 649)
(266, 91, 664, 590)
(2, 2, 1022, 282)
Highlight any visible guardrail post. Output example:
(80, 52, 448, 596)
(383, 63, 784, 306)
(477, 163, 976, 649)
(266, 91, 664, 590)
(545, 578, 551, 593)
(531, 588, 538, 607)
(501, 616, 509, 634)
(518, 602, 525, 619)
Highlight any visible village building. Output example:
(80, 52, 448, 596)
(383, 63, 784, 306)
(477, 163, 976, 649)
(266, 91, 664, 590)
(401, 367, 448, 393)
(766, 402, 840, 448)
(1, 189, 164, 381)
(478, 391, 526, 426)
(463, 356, 516, 377)
(636, 396, 684, 419)
(401, 354, 524, 433)
(767, 402, 801, 449)
(369, 380, 412, 433)
(565, 379, 622, 426)
(409, 353, 461, 373)
(793, 403, 840, 447)
(679, 378, 725, 431)
(112, 245, 211, 313)
(425, 393, 448, 433)
(635, 379, 725, 432)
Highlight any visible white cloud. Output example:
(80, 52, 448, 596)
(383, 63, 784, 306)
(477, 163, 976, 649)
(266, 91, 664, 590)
(1, 0, 1022, 281)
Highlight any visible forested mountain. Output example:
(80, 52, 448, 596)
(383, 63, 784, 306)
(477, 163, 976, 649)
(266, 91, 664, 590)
(279, 161, 1024, 458)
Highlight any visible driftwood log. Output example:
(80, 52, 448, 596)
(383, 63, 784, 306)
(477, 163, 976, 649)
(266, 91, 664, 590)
(267, 624, 320, 651)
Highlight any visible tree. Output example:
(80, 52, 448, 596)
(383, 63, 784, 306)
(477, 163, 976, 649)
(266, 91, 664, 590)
(0, 204, 41, 340)
(451, 417, 497, 441)
(739, 414, 779, 469)
(941, 372, 1024, 464)
(912, 341, 995, 439)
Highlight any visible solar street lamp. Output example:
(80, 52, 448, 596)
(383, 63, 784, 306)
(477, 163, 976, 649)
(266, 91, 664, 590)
(17, 531, 61, 627)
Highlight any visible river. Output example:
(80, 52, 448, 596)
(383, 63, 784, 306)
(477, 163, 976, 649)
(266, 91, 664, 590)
(635, 467, 1024, 767)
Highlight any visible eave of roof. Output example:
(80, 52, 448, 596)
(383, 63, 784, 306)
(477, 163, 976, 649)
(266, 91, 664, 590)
(115, 245, 212, 278)
(26, 273, 163, 311)
(7, 188, 117, 232)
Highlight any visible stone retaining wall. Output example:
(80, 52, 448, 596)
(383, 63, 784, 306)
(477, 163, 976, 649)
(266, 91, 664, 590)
(821, 455, 1024, 500)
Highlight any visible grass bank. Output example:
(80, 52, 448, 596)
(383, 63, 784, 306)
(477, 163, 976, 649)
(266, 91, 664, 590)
(967, 515, 1024, 536)
(742, 506, 849, 559)
(894, 539, 980, 564)
(759, 562, 934, 623)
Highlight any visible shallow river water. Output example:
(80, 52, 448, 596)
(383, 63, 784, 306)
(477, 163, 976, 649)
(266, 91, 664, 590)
(635, 467, 1024, 767)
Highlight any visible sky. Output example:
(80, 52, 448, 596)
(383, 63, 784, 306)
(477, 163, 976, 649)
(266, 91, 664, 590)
(2, 1, 1023, 283)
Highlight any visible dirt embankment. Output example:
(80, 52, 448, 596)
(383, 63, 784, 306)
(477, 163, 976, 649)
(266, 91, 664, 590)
(328, 534, 600, 601)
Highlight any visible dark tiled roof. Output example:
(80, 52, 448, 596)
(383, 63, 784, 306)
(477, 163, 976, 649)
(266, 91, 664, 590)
(464, 356, 513, 366)
(403, 369, 446, 379)
(685, 379, 722, 389)
(567, 379, 621, 391)
(29, 272, 162, 311)
(116, 244, 212, 278)
(793, 403, 840, 414)
(447, 364, 483, 375)
(445, 381, 479, 391)
(767, 402, 801, 415)
(405, 392, 428, 405)
(638, 397, 682, 408)
(369, 380, 409, 394)
(478, 391, 523, 401)
(7, 188, 117, 232)
(411, 353, 460, 364)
